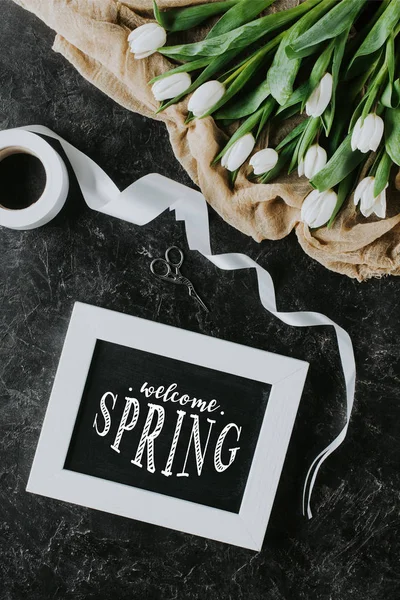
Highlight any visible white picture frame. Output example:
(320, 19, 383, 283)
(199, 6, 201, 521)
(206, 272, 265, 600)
(27, 302, 309, 551)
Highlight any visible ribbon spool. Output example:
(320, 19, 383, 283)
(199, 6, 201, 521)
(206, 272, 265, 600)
(0, 129, 69, 230)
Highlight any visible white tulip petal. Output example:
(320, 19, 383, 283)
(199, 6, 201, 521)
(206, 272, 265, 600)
(351, 114, 385, 154)
(303, 146, 317, 177)
(301, 188, 337, 228)
(363, 178, 376, 212)
(306, 73, 333, 117)
(250, 148, 279, 175)
(188, 80, 225, 117)
(152, 72, 192, 101)
(373, 191, 387, 219)
(362, 179, 375, 215)
(357, 114, 375, 153)
(128, 23, 167, 58)
(355, 177, 387, 219)
(370, 115, 384, 152)
(314, 146, 328, 176)
(134, 50, 155, 59)
(304, 144, 327, 179)
(305, 93, 318, 117)
(354, 177, 373, 206)
(221, 147, 231, 169)
(301, 190, 319, 225)
(298, 159, 305, 177)
(361, 204, 375, 218)
(222, 134, 255, 172)
(351, 118, 363, 151)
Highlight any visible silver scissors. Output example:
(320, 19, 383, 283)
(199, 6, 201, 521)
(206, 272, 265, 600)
(150, 246, 209, 313)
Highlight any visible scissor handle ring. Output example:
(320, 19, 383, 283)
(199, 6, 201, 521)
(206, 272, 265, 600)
(165, 246, 184, 268)
(150, 258, 171, 279)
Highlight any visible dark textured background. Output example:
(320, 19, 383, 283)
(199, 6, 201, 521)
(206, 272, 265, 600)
(0, 2, 399, 599)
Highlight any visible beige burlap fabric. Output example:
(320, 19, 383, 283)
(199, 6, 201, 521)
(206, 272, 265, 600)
(12, 0, 400, 279)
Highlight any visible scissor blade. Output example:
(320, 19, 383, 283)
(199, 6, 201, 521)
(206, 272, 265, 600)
(188, 286, 209, 313)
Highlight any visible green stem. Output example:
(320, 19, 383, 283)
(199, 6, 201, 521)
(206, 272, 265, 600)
(222, 32, 284, 86)
(149, 58, 211, 85)
(326, 172, 355, 228)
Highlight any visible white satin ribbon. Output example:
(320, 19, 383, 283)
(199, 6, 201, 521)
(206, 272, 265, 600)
(15, 125, 355, 518)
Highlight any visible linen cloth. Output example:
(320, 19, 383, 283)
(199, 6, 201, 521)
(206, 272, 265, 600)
(12, 0, 400, 279)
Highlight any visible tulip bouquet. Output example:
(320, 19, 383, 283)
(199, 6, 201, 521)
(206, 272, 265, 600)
(128, 0, 400, 229)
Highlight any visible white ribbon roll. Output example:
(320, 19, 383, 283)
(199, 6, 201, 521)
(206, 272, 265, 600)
(0, 129, 69, 230)
(6, 125, 355, 518)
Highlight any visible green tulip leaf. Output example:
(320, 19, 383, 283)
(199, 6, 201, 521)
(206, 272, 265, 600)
(153, 0, 240, 32)
(374, 151, 393, 197)
(327, 173, 354, 228)
(382, 79, 400, 109)
(386, 33, 395, 84)
(345, 0, 390, 79)
(160, 0, 321, 59)
(298, 117, 321, 164)
(322, 26, 350, 136)
(215, 79, 270, 120)
(275, 83, 310, 115)
(385, 108, 400, 166)
(206, 0, 275, 39)
(267, 30, 301, 107)
(311, 133, 365, 191)
(287, 0, 368, 60)
(288, 127, 306, 174)
(275, 119, 308, 151)
(256, 97, 277, 138)
(347, 0, 400, 74)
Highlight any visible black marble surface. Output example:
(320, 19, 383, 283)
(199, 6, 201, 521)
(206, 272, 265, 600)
(0, 3, 399, 599)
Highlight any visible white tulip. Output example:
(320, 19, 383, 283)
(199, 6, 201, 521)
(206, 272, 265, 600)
(301, 189, 337, 228)
(188, 80, 225, 117)
(351, 114, 384, 153)
(221, 134, 256, 172)
(128, 23, 167, 59)
(354, 176, 388, 218)
(298, 144, 327, 179)
(249, 148, 279, 175)
(306, 73, 333, 118)
(152, 72, 192, 101)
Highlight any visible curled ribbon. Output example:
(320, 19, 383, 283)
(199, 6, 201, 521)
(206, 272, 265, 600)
(16, 125, 355, 518)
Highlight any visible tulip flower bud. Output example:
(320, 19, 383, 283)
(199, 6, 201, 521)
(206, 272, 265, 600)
(301, 189, 337, 228)
(221, 134, 256, 172)
(249, 148, 279, 175)
(152, 72, 192, 101)
(354, 176, 388, 218)
(188, 81, 225, 117)
(298, 144, 327, 179)
(351, 114, 384, 154)
(305, 73, 333, 118)
(128, 23, 167, 60)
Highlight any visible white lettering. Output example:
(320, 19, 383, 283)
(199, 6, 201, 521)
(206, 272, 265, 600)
(177, 415, 215, 477)
(93, 392, 117, 437)
(131, 403, 165, 473)
(214, 424, 242, 472)
(110, 397, 139, 453)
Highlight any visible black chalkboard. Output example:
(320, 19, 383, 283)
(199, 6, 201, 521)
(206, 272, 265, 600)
(64, 340, 271, 513)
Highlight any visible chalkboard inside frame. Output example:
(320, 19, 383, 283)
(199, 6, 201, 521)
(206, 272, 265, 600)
(27, 302, 309, 551)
